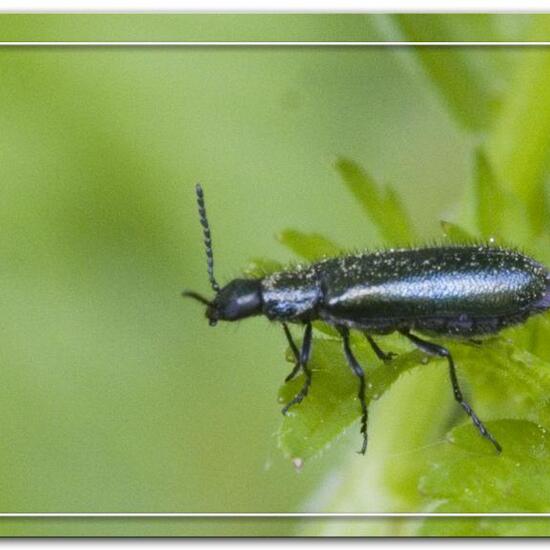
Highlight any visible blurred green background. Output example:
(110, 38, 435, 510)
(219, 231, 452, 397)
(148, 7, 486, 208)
(0, 13, 550, 536)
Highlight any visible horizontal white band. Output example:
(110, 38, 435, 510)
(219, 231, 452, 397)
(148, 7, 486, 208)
(0, 41, 547, 46)
(3, 0, 550, 12)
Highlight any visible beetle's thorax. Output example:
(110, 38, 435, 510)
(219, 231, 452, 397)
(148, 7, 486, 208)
(261, 268, 322, 321)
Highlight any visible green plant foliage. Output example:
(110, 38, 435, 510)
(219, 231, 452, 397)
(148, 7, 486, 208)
(419, 419, 550, 513)
(392, 15, 500, 132)
(416, 419, 550, 535)
(277, 336, 426, 461)
(440, 220, 475, 243)
(244, 258, 284, 278)
(277, 329, 550, 464)
(273, 149, 550, 534)
(489, 18, 550, 235)
(3, 13, 550, 538)
(335, 158, 415, 245)
(474, 149, 531, 244)
(277, 230, 343, 261)
(464, 339, 550, 420)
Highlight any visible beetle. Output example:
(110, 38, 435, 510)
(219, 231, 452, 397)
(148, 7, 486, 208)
(183, 184, 550, 454)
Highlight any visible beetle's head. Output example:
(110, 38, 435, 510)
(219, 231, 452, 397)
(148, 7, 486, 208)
(182, 185, 262, 326)
(206, 279, 262, 324)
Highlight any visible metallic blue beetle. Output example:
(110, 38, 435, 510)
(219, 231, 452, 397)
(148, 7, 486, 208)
(184, 184, 550, 454)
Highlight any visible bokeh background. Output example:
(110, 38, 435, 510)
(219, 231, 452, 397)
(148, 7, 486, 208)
(0, 13, 549, 536)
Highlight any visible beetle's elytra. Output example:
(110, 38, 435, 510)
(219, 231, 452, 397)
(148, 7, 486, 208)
(184, 184, 550, 455)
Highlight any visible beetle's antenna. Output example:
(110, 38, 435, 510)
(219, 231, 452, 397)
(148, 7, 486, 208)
(195, 183, 220, 293)
(181, 290, 212, 306)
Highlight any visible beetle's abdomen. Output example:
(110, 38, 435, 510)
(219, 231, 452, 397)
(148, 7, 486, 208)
(317, 246, 549, 335)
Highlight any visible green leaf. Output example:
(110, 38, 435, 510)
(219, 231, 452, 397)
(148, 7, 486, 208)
(336, 158, 415, 245)
(473, 148, 532, 245)
(440, 220, 476, 243)
(475, 148, 504, 239)
(311, 321, 340, 339)
(418, 419, 550, 534)
(528, 315, 550, 363)
(392, 14, 500, 132)
(419, 419, 550, 515)
(415, 339, 550, 533)
(489, 17, 550, 235)
(243, 257, 284, 278)
(277, 229, 343, 262)
(277, 335, 428, 462)
(531, 232, 550, 267)
(454, 338, 550, 430)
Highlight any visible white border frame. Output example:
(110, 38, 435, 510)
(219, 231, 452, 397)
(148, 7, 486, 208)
(3, 513, 550, 517)
(0, 41, 549, 45)
(1, 37, 548, 519)
(5, 0, 550, 12)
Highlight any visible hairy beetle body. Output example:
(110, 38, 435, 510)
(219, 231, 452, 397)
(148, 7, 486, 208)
(184, 184, 550, 456)
(261, 245, 550, 337)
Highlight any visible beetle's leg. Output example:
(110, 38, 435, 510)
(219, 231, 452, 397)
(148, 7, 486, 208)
(364, 332, 397, 363)
(340, 326, 368, 455)
(401, 330, 502, 454)
(281, 322, 313, 415)
(282, 322, 301, 382)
